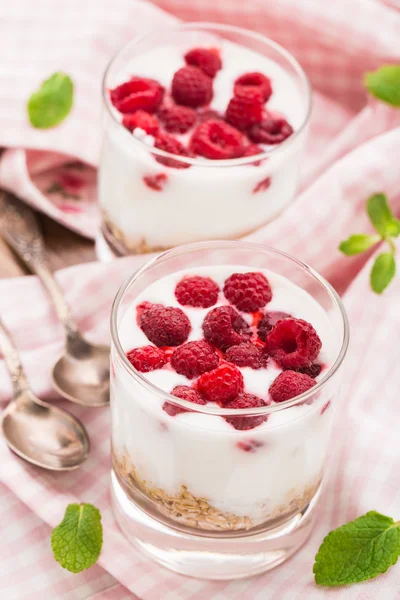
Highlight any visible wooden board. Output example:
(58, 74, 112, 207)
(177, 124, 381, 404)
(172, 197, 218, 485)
(0, 212, 96, 278)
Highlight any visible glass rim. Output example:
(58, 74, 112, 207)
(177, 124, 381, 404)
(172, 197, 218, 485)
(102, 21, 312, 168)
(110, 241, 350, 417)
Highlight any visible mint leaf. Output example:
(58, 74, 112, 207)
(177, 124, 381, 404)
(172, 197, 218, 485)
(364, 65, 400, 107)
(51, 503, 102, 573)
(367, 193, 400, 238)
(370, 252, 396, 294)
(28, 72, 73, 129)
(314, 511, 400, 586)
(339, 234, 380, 256)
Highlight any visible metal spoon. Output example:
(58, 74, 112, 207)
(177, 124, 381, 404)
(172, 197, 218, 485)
(0, 317, 89, 470)
(0, 192, 110, 407)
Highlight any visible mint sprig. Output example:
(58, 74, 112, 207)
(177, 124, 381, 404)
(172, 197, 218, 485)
(51, 503, 103, 573)
(339, 193, 400, 293)
(364, 65, 400, 107)
(28, 72, 74, 128)
(314, 511, 400, 586)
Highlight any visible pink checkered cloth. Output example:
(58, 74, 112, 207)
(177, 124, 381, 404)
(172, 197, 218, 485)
(0, 0, 400, 598)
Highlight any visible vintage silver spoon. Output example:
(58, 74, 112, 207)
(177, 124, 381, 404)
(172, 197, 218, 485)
(0, 317, 89, 470)
(0, 192, 110, 407)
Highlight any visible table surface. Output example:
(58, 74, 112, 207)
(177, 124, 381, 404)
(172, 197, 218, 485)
(0, 211, 95, 278)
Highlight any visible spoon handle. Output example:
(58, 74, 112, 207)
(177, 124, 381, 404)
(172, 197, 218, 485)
(0, 317, 29, 397)
(0, 192, 77, 336)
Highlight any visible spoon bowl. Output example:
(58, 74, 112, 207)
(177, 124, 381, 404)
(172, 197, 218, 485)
(0, 193, 110, 407)
(52, 332, 110, 407)
(1, 389, 90, 470)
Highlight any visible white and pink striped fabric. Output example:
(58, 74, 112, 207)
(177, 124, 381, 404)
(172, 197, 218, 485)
(0, 0, 400, 598)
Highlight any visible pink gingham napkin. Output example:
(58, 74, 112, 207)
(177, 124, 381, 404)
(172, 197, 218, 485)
(0, 0, 400, 598)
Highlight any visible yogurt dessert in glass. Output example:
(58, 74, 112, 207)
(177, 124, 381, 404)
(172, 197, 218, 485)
(110, 241, 349, 579)
(99, 24, 311, 257)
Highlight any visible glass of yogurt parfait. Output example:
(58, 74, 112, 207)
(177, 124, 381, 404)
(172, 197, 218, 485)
(110, 241, 349, 579)
(98, 23, 311, 258)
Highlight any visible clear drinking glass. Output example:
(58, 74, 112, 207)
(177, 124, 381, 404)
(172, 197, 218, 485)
(98, 23, 311, 258)
(110, 241, 349, 579)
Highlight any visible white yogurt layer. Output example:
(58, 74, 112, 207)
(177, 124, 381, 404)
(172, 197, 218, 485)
(99, 38, 308, 251)
(111, 266, 339, 526)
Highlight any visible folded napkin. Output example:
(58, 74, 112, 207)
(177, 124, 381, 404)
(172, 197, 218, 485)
(0, 0, 400, 598)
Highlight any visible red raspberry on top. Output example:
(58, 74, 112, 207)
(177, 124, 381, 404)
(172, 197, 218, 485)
(139, 304, 191, 347)
(269, 370, 316, 403)
(266, 317, 322, 368)
(197, 108, 223, 122)
(203, 305, 251, 350)
(163, 385, 206, 416)
(234, 72, 272, 102)
(190, 120, 245, 159)
(122, 111, 160, 135)
(184, 48, 222, 78)
(224, 392, 268, 430)
(158, 104, 197, 134)
(223, 272, 272, 313)
(257, 311, 291, 341)
(294, 363, 322, 379)
(249, 116, 293, 145)
(225, 341, 268, 369)
(175, 275, 219, 308)
(242, 144, 263, 158)
(110, 77, 164, 114)
(197, 362, 244, 404)
(172, 66, 213, 107)
(171, 340, 219, 379)
(154, 133, 191, 169)
(225, 87, 264, 131)
(127, 345, 167, 373)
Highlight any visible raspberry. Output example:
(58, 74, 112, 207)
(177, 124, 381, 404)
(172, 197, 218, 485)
(249, 117, 293, 145)
(225, 88, 264, 131)
(237, 439, 264, 452)
(139, 304, 191, 347)
(126, 345, 167, 372)
(163, 385, 206, 416)
(202, 306, 251, 350)
(175, 275, 219, 308)
(190, 120, 245, 159)
(171, 340, 219, 379)
(234, 72, 272, 102)
(154, 133, 191, 169)
(321, 401, 331, 415)
(253, 176, 271, 193)
(225, 342, 268, 369)
(197, 362, 244, 404)
(143, 173, 167, 191)
(258, 311, 291, 341)
(266, 318, 322, 368)
(172, 66, 213, 107)
(184, 48, 222, 78)
(269, 370, 316, 403)
(122, 111, 159, 135)
(198, 108, 223, 122)
(223, 272, 272, 313)
(243, 144, 263, 158)
(294, 363, 322, 378)
(224, 393, 268, 430)
(158, 104, 196, 134)
(110, 77, 164, 114)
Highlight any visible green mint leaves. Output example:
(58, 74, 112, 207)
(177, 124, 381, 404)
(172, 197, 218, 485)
(28, 72, 74, 128)
(367, 193, 400, 238)
(51, 503, 103, 573)
(364, 65, 400, 107)
(314, 511, 400, 587)
(339, 193, 400, 293)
